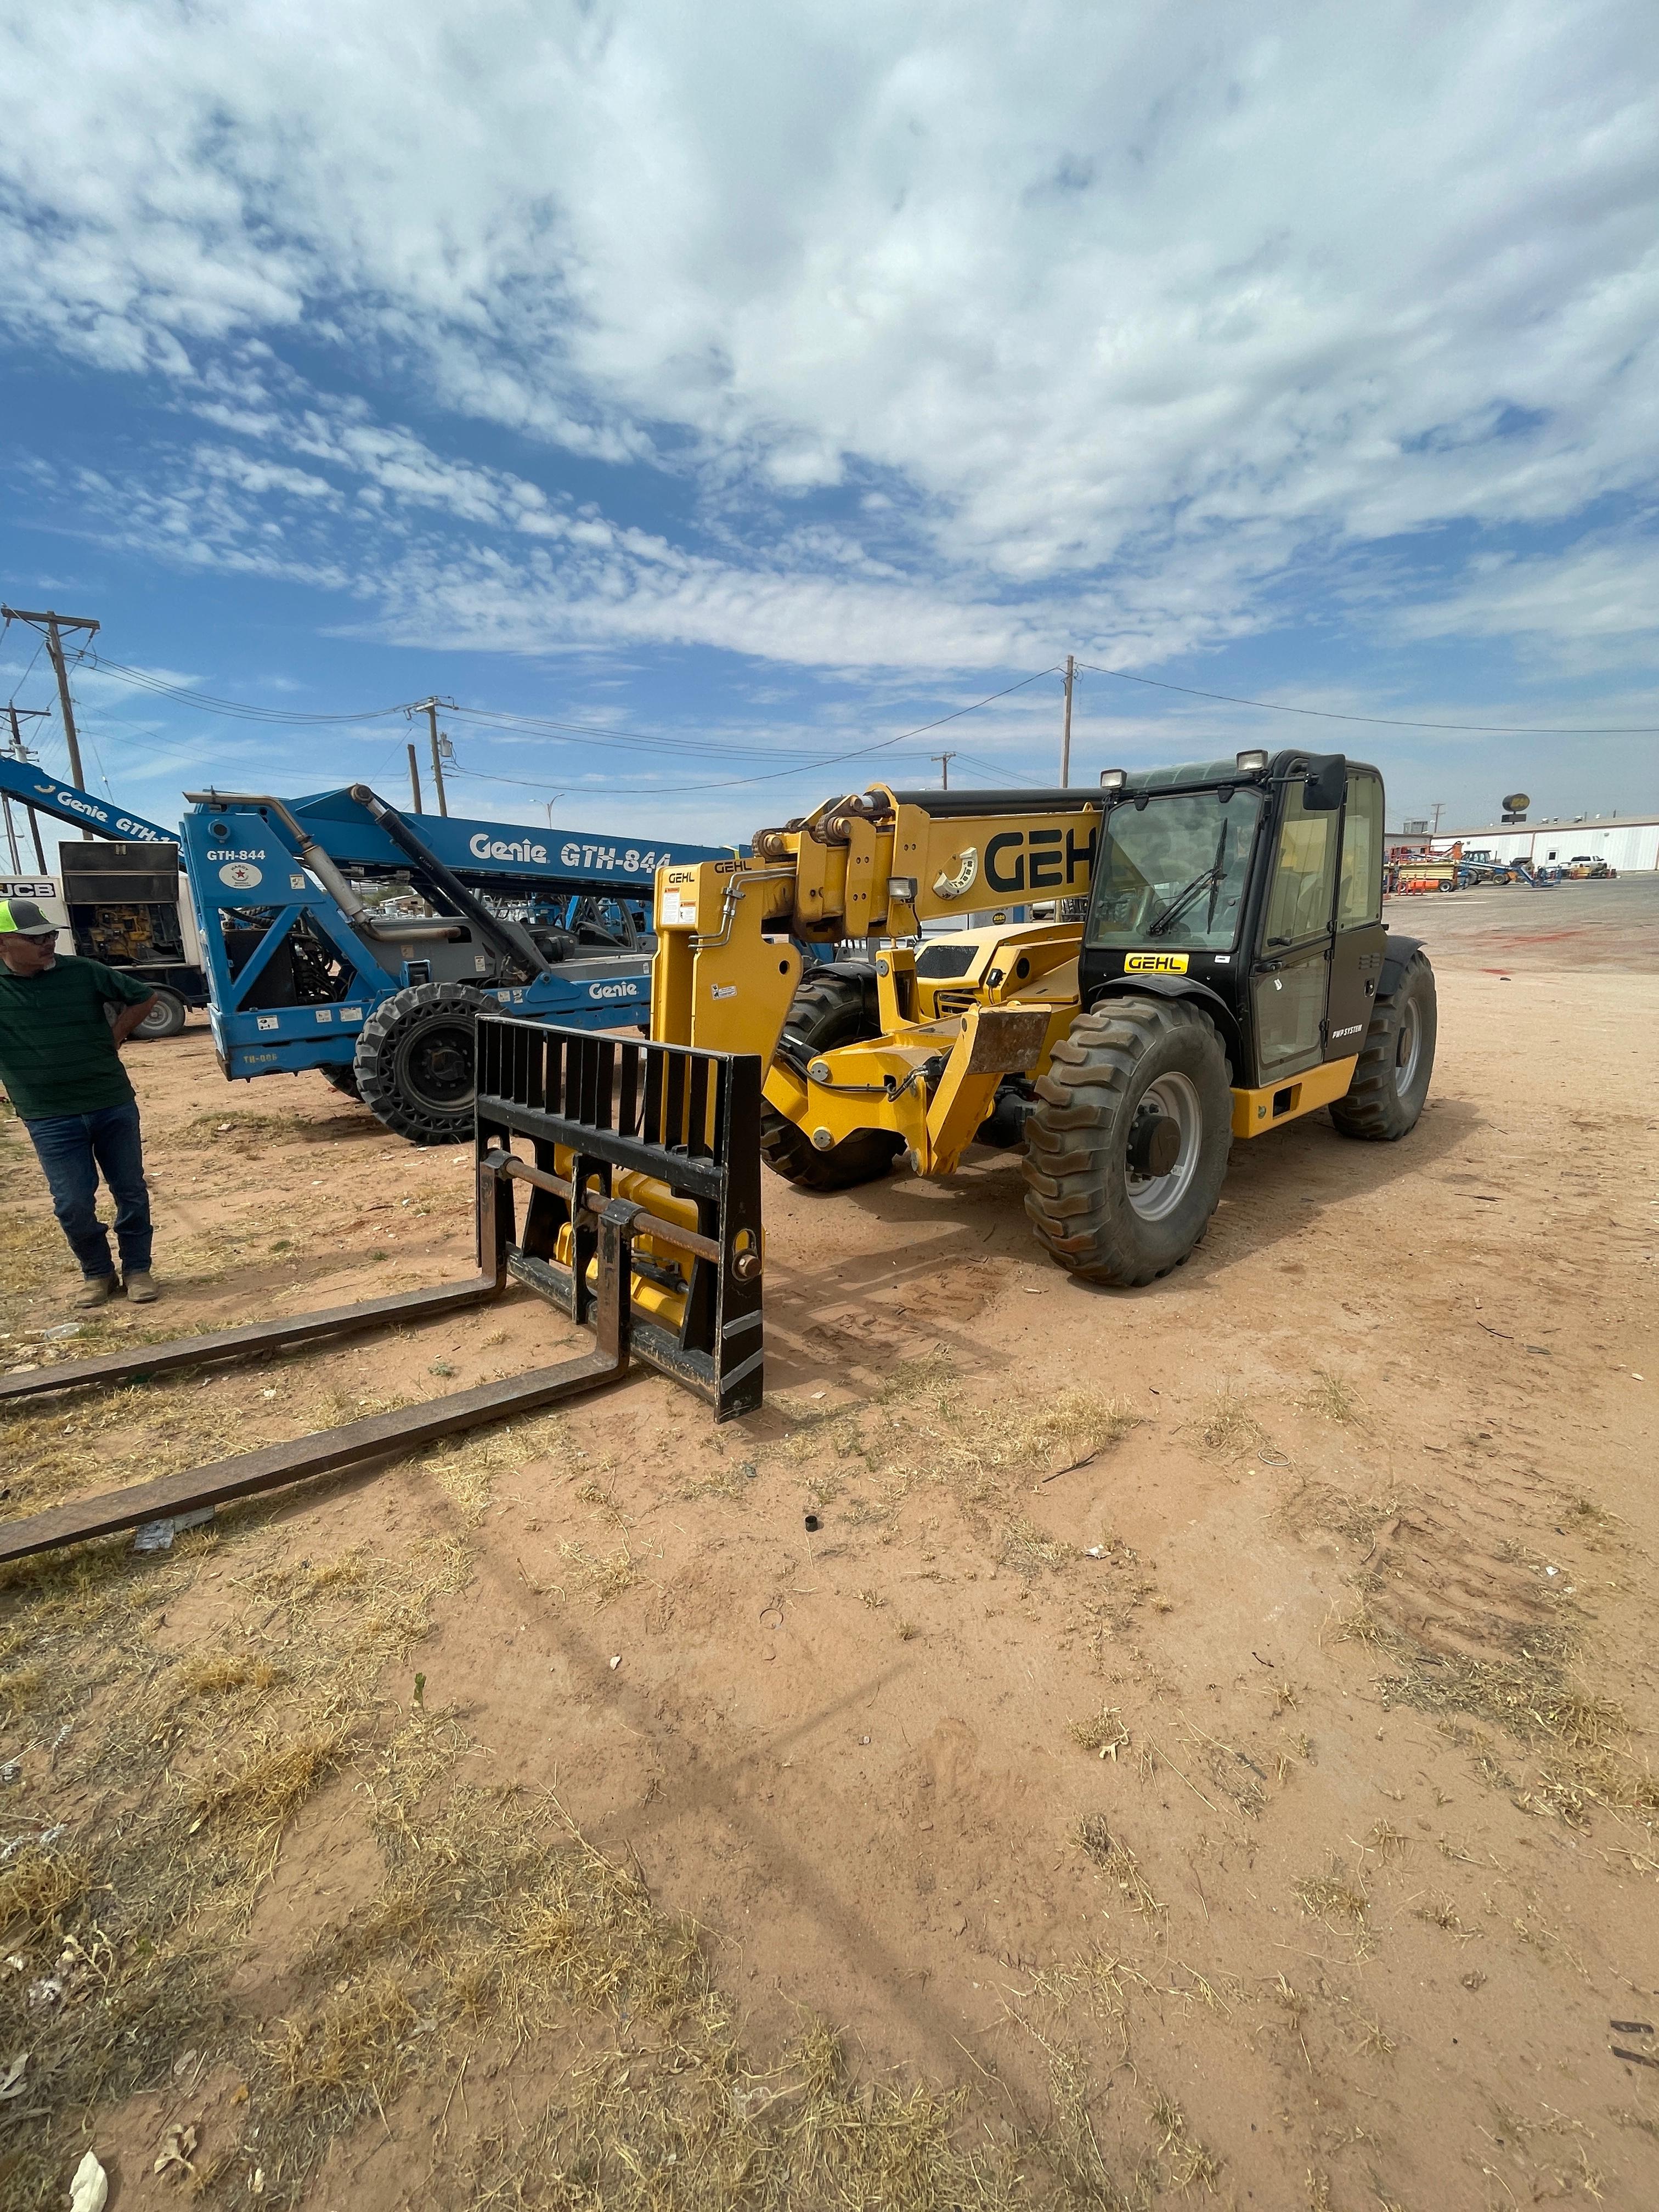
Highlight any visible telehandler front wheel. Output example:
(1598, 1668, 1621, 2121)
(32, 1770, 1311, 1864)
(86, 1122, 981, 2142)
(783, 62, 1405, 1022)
(1328, 949, 1436, 1141)
(355, 980, 490, 1146)
(760, 963, 905, 1193)
(1023, 996, 1233, 1287)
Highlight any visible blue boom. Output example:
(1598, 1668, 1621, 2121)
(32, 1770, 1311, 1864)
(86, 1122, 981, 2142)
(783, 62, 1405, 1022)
(0, 754, 178, 846)
(180, 784, 727, 1143)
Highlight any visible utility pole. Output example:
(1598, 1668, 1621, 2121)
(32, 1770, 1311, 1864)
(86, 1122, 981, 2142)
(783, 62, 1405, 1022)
(1431, 802, 1444, 835)
(5, 704, 52, 871)
(2, 608, 100, 833)
(407, 743, 424, 813)
(427, 699, 450, 817)
(544, 795, 564, 828)
(933, 751, 958, 789)
(1059, 653, 1075, 787)
(405, 697, 456, 817)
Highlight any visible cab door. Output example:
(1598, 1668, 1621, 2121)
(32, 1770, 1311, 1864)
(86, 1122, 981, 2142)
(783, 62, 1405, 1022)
(1252, 785, 1339, 1080)
(1326, 770, 1386, 1059)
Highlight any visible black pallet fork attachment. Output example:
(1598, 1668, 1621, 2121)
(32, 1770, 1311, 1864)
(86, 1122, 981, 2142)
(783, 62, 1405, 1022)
(0, 1019, 764, 1564)
(475, 1014, 764, 1421)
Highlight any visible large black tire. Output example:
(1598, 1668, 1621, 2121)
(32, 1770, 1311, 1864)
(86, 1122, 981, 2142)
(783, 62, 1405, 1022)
(1329, 949, 1436, 1141)
(320, 1063, 363, 1102)
(354, 981, 490, 1146)
(760, 965, 905, 1193)
(132, 989, 187, 1041)
(1023, 996, 1233, 1287)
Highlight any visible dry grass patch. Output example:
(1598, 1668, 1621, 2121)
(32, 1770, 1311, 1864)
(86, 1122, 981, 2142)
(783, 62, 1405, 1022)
(1069, 1706, 1131, 1761)
(176, 1108, 303, 1149)
(1184, 1386, 1267, 1460)
(1298, 1368, 1366, 1426)
(1284, 1479, 1399, 1549)
(1075, 1816, 1165, 1918)
(0, 1843, 97, 1944)
(1292, 1861, 1369, 1931)
(1343, 1588, 1656, 1849)
(424, 1408, 578, 1526)
(179, 1652, 280, 1697)
(1149, 2091, 1223, 2194)
(191, 1717, 352, 1848)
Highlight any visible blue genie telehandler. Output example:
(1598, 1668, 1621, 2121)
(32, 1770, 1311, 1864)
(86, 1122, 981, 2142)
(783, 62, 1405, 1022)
(179, 783, 726, 1143)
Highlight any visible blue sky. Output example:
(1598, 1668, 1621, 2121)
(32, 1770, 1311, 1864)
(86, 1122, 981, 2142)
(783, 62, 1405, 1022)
(4, 0, 1657, 865)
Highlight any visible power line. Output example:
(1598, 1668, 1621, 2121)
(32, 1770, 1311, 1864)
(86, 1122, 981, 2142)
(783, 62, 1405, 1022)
(84, 653, 416, 723)
(951, 751, 1023, 786)
(1075, 662, 1659, 737)
(449, 667, 1065, 796)
(4, 629, 48, 708)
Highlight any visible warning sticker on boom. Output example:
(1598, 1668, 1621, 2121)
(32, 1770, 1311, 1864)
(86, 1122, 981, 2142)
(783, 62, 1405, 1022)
(1124, 951, 1189, 974)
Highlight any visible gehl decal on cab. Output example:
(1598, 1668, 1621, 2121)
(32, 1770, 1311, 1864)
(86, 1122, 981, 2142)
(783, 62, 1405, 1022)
(980, 824, 1098, 895)
(1124, 951, 1189, 974)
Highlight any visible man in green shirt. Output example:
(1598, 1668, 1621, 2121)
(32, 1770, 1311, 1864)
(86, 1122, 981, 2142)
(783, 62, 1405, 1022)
(0, 896, 162, 1307)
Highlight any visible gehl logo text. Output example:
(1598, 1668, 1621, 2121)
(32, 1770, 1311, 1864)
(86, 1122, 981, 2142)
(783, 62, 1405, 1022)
(980, 825, 1098, 895)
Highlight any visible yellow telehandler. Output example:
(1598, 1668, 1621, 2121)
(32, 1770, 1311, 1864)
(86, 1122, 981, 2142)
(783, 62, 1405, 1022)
(649, 747, 1435, 1288)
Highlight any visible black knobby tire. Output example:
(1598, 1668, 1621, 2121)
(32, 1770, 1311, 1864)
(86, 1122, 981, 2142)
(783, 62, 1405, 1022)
(1329, 949, 1436, 1142)
(320, 1063, 363, 1102)
(1022, 995, 1233, 1287)
(761, 965, 905, 1193)
(132, 989, 187, 1041)
(354, 980, 490, 1146)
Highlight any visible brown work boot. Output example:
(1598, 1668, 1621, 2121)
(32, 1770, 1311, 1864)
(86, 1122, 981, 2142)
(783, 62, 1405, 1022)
(75, 1276, 118, 1308)
(123, 1272, 160, 1305)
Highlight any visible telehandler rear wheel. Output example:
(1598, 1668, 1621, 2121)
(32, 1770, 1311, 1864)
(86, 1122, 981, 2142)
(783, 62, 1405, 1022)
(319, 1063, 362, 1102)
(760, 964, 905, 1193)
(1023, 996, 1232, 1286)
(355, 980, 490, 1146)
(1328, 949, 1436, 1141)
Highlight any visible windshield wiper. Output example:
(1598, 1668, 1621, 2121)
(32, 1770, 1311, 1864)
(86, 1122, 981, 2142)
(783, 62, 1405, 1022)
(1147, 820, 1231, 939)
(1146, 870, 1220, 936)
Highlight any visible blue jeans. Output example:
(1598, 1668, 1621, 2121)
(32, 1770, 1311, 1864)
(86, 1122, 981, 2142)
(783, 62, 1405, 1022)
(22, 1101, 154, 1280)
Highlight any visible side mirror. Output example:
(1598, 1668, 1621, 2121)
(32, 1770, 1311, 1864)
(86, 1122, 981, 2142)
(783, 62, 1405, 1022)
(1304, 754, 1346, 810)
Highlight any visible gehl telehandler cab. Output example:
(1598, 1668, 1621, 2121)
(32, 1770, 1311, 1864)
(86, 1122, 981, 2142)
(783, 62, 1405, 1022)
(649, 747, 1436, 1286)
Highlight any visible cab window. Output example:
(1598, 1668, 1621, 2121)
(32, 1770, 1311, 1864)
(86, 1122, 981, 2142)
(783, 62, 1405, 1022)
(1338, 772, 1383, 928)
(1262, 787, 1339, 947)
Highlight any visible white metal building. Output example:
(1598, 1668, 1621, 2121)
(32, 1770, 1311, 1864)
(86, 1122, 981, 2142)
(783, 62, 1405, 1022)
(1430, 814, 1659, 871)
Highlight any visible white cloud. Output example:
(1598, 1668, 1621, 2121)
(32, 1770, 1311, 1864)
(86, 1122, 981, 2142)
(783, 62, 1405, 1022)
(2, 0, 1657, 682)
(1393, 535, 1659, 668)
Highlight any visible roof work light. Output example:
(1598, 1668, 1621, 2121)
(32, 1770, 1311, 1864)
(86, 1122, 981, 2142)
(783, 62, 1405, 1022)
(1099, 769, 1127, 792)
(1235, 749, 1269, 774)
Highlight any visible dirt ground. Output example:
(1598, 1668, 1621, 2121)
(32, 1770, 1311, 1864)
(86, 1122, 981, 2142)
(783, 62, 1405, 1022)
(2, 876, 1656, 2210)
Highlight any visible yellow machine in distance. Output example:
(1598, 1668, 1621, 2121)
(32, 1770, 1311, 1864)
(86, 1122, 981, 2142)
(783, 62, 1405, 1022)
(648, 756, 1436, 1289)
